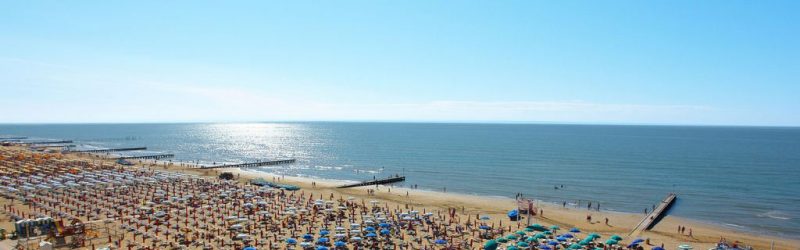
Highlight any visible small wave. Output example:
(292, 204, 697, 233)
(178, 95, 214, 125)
(757, 210, 792, 220)
(724, 223, 745, 228)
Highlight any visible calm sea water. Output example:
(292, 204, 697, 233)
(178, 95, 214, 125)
(1, 123, 798, 238)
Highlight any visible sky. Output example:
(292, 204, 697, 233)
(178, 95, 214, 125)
(1, 1, 798, 126)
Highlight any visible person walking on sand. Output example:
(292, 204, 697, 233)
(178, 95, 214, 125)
(604, 217, 608, 225)
(688, 228, 692, 237)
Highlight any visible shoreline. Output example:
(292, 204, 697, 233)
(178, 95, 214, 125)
(6, 145, 799, 249)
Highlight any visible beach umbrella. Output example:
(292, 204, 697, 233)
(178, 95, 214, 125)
(543, 230, 553, 235)
(632, 238, 644, 244)
(562, 233, 574, 238)
(652, 247, 665, 250)
(628, 242, 641, 249)
(303, 234, 314, 240)
(505, 234, 518, 240)
(569, 228, 580, 233)
(506, 246, 519, 250)
(335, 241, 347, 247)
(496, 238, 508, 243)
(524, 227, 534, 232)
(380, 229, 390, 235)
(533, 233, 546, 239)
(243, 247, 257, 250)
(351, 237, 362, 242)
(549, 225, 560, 230)
(610, 235, 623, 241)
(320, 230, 330, 236)
(435, 239, 447, 245)
(539, 245, 552, 250)
(517, 242, 529, 248)
(316, 246, 329, 250)
(364, 226, 376, 232)
(318, 238, 329, 244)
(579, 239, 591, 245)
(515, 230, 526, 235)
(547, 240, 558, 246)
(568, 243, 582, 249)
(480, 225, 492, 230)
(605, 239, 618, 245)
(587, 233, 601, 239)
(480, 215, 491, 220)
(483, 240, 498, 250)
(556, 236, 567, 242)
(365, 232, 377, 238)
(379, 222, 391, 228)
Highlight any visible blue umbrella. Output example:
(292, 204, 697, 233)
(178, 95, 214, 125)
(632, 238, 644, 244)
(479, 225, 491, 230)
(318, 238, 329, 243)
(379, 223, 391, 228)
(627, 242, 640, 248)
(286, 238, 298, 244)
(334, 241, 347, 247)
(317, 246, 329, 250)
(556, 236, 567, 242)
(652, 247, 665, 250)
(435, 239, 447, 245)
(365, 232, 377, 237)
(539, 246, 552, 250)
(562, 233, 574, 238)
(365, 226, 376, 232)
(569, 228, 581, 233)
(320, 230, 330, 236)
(243, 247, 257, 250)
(548, 240, 559, 246)
(303, 234, 314, 240)
(380, 229, 390, 235)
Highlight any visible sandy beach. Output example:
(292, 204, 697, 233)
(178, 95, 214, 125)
(0, 145, 797, 250)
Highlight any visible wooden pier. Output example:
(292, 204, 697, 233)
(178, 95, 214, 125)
(629, 193, 677, 236)
(22, 140, 73, 145)
(115, 154, 175, 160)
(199, 159, 296, 169)
(0, 136, 27, 141)
(337, 176, 406, 188)
(71, 147, 147, 153)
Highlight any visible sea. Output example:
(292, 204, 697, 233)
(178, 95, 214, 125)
(1, 122, 798, 238)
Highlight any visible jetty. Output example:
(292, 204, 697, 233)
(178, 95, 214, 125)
(115, 154, 175, 160)
(0, 136, 27, 141)
(21, 140, 73, 145)
(337, 176, 406, 188)
(630, 193, 677, 236)
(199, 159, 296, 169)
(70, 147, 147, 153)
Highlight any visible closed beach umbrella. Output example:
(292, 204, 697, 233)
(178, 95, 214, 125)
(483, 240, 498, 250)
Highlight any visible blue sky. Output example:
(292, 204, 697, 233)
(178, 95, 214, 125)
(1, 1, 798, 125)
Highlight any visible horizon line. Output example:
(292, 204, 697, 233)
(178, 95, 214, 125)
(0, 120, 798, 128)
